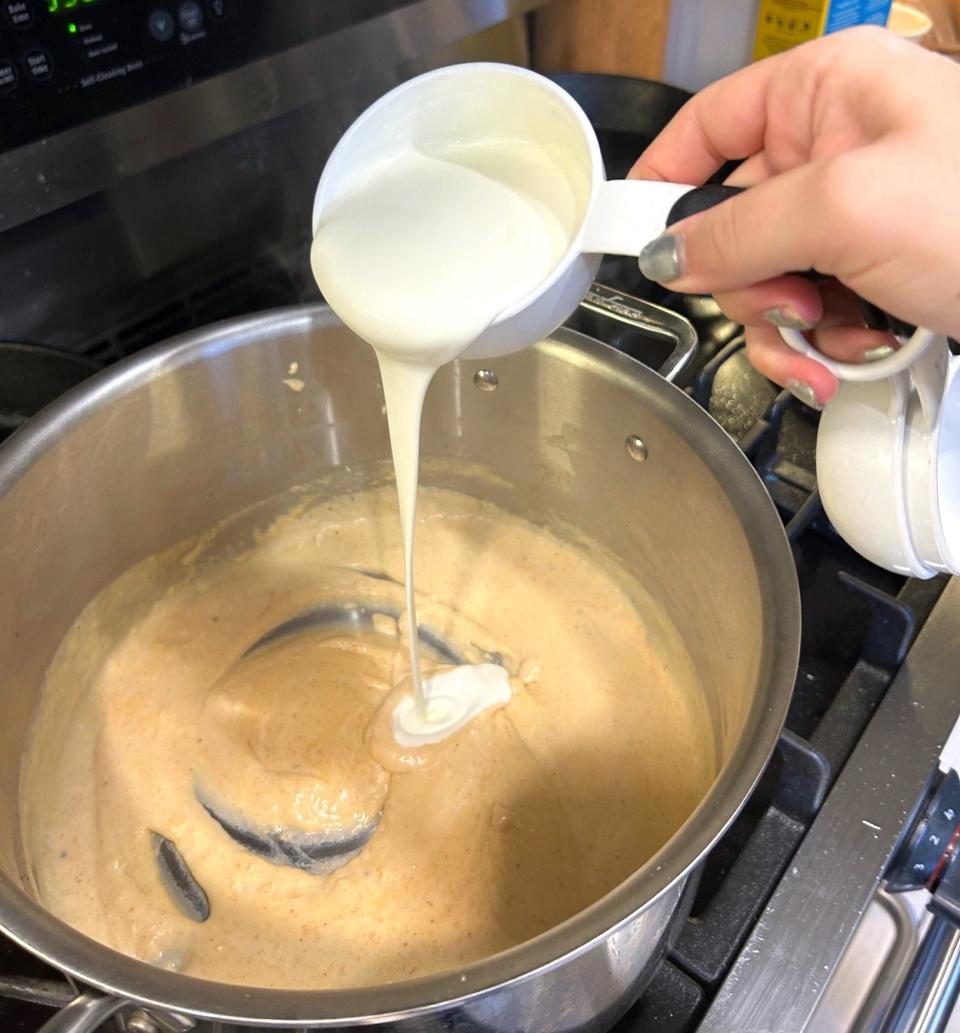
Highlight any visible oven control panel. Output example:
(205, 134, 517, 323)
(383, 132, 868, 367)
(0, 1, 417, 152)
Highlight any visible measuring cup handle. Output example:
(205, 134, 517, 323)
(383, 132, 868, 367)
(666, 185, 934, 384)
(665, 184, 746, 226)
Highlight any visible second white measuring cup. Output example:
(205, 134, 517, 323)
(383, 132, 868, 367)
(814, 329, 960, 578)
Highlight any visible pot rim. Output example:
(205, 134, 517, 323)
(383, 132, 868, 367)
(0, 305, 800, 1024)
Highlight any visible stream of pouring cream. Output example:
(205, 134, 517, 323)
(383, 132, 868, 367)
(310, 139, 576, 738)
(375, 358, 433, 715)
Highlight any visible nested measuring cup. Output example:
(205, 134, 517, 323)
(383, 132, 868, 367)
(810, 326, 960, 578)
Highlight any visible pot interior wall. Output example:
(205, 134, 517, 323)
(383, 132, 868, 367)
(0, 308, 764, 894)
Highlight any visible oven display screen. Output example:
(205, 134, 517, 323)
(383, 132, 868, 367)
(47, 0, 103, 12)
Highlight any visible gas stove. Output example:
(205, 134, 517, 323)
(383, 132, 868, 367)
(2, 2, 960, 1021)
(3, 253, 960, 1033)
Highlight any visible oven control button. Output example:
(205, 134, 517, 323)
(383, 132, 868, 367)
(207, 0, 228, 19)
(3, 0, 32, 29)
(148, 8, 175, 42)
(0, 58, 17, 91)
(177, 0, 203, 32)
(23, 47, 52, 81)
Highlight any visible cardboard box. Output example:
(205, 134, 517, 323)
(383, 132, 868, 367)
(754, 0, 894, 59)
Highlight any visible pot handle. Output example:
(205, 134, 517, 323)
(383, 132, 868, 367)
(578, 282, 697, 383)
(36, 990, 126, 1033)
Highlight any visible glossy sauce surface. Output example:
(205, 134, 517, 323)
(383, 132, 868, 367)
(21, 487, 714, 988)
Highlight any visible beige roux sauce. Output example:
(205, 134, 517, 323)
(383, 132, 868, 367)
(21, 488, 713, 987)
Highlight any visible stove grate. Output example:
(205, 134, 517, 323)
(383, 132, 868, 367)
(613, 324, 947, 1033)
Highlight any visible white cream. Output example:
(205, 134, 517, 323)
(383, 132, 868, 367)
(310, 143, 576, 363)
(392, 664, 512, 747)
(311, 138, 572, 735)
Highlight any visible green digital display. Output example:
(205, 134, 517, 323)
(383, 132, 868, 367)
(47, 0, 102, 12)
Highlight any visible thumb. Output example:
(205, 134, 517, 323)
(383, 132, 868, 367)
(639, 160, 847, 293)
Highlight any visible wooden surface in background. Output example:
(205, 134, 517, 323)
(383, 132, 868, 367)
(532, 0, 671, 78)
(912, 0, 960, 52)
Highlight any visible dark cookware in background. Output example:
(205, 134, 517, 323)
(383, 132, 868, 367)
(549, 73, 792, 443)
(548, 71, 691, 316)
(547, 73, 691, 179)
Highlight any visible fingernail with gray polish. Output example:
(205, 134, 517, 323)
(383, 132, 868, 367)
(639, 233, 683, 283)
(863, 344, 895, 362)
(786, 379, 823, 411)
(765, 307, 814, 331)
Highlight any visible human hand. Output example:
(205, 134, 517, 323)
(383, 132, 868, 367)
(630, 27, 960, 406)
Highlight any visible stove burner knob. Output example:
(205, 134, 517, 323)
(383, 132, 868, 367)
(882, 770, 960, 1031)
(887, 769, 960, 895)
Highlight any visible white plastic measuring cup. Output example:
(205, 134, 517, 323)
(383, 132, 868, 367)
(312, 62, 713, 360)
(310, 62, 959, 577)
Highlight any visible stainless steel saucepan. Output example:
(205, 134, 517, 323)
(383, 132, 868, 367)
(0, 288, 799, 1032)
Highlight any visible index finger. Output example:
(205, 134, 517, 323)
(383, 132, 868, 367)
(629, 54, 782, 185)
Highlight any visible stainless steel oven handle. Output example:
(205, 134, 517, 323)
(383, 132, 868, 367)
(878, 915, 960, 1033)
(577, 283, 698, 384)
(853, 890, 920, 1033)
(35, 990, 127, 1033)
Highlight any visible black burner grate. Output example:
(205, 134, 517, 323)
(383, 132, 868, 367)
(0, 937, 73, 1029)
(75, 252, 308, 365)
